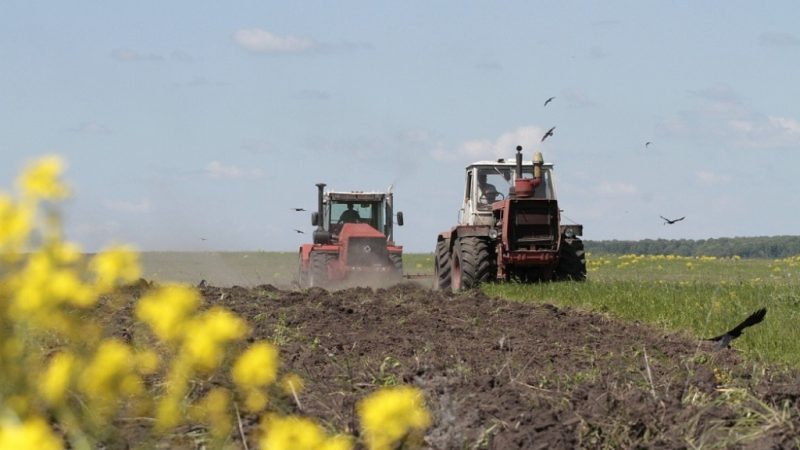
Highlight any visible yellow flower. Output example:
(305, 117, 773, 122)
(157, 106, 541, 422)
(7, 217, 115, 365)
(232, 342, 279, 390)
(90, 245, 141, 292)
(260, 415, 352, 450)
(189, 387, 232, 439)
(0, 417, 63, 450)
(79, 340, 142, 404)
(40, 352, 76, 406)
(136, 284, 201, 343)
(0, 193, 32, 255)
(183, 308, 247, 371)
(18, 155, 69, 200)
(357, 386, 431, 450)
(280, 373, 305, 396)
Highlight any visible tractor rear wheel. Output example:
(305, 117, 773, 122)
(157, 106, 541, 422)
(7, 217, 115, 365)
(555, 238, 587, 281)
(434, 239, 451, 291)
(451, 237, 496, 291)
(309, 252, 333, 288)
(388, 253, 403, 274)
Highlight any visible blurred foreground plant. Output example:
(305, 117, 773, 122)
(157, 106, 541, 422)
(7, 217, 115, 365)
(0, 156, 431, 449)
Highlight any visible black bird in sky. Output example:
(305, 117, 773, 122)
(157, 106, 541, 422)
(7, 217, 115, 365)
(541, 126, 556, 142)
(293, 229, 304, 234)
(544, 96, 555, 107)
(660, 215, 685, 225)
(645, 141, 652, 148)
(291, 208, 307, 212)
(708, 308, 767, 350)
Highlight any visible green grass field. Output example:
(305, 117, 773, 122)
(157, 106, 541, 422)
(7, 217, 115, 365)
(485, 253, 800, 368)
(140, 251, 800, 367)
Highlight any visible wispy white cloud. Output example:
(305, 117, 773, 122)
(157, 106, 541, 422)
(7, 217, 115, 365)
(67, 122, 112, 135)
(432, 126, 544, 162)
(111, 49, 164, 62)
(658, 84, 800, 150)
(205, 161, 263, 179)
(233, 28, 315, 53)
(695, 170, 732, 186)
(759, 32, 800, 48)
(104, 199, 151, 214)
(596, 181, 638, 196)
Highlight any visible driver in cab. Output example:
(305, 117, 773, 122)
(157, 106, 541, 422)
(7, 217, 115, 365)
(477, 172, 501, 206)
(338, 202, 361, 224)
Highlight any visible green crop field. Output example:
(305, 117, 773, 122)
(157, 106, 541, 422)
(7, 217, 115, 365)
(485, 253, 800, 368)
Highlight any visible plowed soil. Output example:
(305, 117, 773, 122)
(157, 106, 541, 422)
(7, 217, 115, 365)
(110, 283, 800, 449)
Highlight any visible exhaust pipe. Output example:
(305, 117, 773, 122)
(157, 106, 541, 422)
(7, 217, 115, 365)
(313, 183, 331, 244)
(515, 145, 523, 180)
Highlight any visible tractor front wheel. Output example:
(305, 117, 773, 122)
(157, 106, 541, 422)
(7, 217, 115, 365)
(434, 239, 451, 291)
(389, 253, 403, 274)
(309, 252, 333, 288)
(451, 237, 496, 291)
(555, 238, 587, 281)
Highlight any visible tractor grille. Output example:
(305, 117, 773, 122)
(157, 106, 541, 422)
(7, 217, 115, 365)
(347, 237, 389, 267)
(511, 201, 558, 250)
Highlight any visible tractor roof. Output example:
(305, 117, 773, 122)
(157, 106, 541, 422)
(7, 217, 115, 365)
(326, 191, 388, 202)
(467, 160, 554, 169)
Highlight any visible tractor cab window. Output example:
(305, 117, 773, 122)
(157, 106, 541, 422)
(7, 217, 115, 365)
(474, 166, 555, 210)
(475, 168, 511, 210)
(330, 200, 385, 233)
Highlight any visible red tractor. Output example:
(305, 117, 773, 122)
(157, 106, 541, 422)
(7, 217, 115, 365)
(299, 183, 404, 287)
(435, 146, 586, 291)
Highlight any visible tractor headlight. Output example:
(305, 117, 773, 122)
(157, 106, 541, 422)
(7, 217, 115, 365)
(488, 228, 498, 239)
(564, 228, 575, 239)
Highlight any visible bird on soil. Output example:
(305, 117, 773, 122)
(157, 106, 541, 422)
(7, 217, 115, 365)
(707, 308, 767, 350)
(293, 229, 305, 234)
(541, 126, 556, 142)
(291, 208, 306, 212)
(544, 96, 555, 107)
(660, 215, 685, 225)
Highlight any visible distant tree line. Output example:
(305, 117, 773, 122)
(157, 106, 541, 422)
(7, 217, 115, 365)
(584, 236, 800, 259)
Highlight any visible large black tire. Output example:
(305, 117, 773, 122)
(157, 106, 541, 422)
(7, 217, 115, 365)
(434, 239, 451, 291)
(309, 252, 334, 288)
(555, 238, 587, 281)
(451, 237, 496, 292)
(388, 253, 403, 274)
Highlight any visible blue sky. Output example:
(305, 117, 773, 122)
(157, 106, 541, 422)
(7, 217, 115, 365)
(2, 1, 799, 252)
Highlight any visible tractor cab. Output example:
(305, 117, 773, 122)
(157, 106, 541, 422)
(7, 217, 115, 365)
(311, 187, 404, 245)
(459, 160, 556, 226)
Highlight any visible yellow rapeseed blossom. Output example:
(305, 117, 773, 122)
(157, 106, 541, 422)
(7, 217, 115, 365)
(357, 386, 431, 450)
(0, 417, 62, 450)
(260, 415, 352, 450)
(79, 340, 142, 405)
(183, 307, 247, 371)
(40, 352, 76, 406)
(18, 155, 69, 200)
(136, 284, 201, 343)
(281, 373, 305, 396)
(90, 245, 141, 293)
(0, 193, 32, 255)
(232, 342, 279, 389)
(189, 387, 232, 439)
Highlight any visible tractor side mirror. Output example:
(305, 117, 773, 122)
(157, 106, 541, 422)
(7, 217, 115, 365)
(311, 212, 319, 226)
(396, 211, 404, 226)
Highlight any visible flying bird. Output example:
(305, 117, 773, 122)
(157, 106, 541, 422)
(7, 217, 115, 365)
(291, 208, 307, 212)
(707, 308, 767, 350)
(293, 229, 305, 234)
(660, 215, 685, 225)
(645, 141, 652, 148)
(544, 96, 555, 107)
(541, 126, 556, 142)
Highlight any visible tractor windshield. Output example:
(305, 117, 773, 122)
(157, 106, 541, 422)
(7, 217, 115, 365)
(330, 200, 385, 232)
(476, 166, 554, 210)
